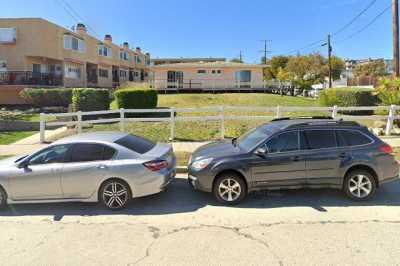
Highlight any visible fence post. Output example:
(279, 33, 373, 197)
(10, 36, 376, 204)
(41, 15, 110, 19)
(77, 111, 82, 134)
(385, 105, 396, 136)
(39, 113, 45, 143)
(119, 108, 125, 132)
(276, 105, 281, 118)
(220, 106, 225, 139)
(169, 107, 176, 141)
(332, 105, 338, 119)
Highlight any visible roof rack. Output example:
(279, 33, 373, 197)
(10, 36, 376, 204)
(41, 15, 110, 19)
(286, 120, 360, 129)
(271, 116, 334, 122)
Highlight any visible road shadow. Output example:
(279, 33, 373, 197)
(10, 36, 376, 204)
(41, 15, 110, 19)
(1, 178, 399, 221)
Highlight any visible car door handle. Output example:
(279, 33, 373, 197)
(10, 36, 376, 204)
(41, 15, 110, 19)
(291, 156, 301, 162)
(338, 152, 347, 158)
(98, 165, 108, 170)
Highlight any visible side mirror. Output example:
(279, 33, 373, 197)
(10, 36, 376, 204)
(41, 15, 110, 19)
(255, 147, 268, 157)
(17, 161, 28, 169)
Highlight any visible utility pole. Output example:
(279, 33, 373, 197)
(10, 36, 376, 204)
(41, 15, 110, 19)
(328, 34, 333, 88)
(239, 51, 243, 62)
(259, 40, 271, 64)
(393, 0, 399, 77)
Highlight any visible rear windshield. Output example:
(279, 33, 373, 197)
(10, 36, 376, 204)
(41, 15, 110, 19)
(115, 135, 156, 154)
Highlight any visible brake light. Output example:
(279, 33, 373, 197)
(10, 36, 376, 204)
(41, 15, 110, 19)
(143, 160, 168, 171)
(379, 144, 393, 155)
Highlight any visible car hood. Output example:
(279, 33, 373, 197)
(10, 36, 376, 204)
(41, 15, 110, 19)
(0, 155, 23, 168)
(190, 140, 242, 163)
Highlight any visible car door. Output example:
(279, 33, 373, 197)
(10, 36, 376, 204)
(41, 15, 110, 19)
(250, 130, 307, 187)
(8, 144, 70, 200)
(61, 143, 116, 199)
(303, 129, 347, 186)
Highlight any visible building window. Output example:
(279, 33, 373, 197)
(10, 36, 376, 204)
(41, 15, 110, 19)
(120, 51, 129, 61)
(119, 70, 127, 78)
(211, 70, 222, 75)
(65, 63, 81, 79)
(197, 70, 207, 75)
(32, 64, 41, 73)
(0, 60, 7, 71)
(0, 28, 16, 43)
(99, 69, 109, 78)
(98, 45, 112, 57)
(64, 34, 85, 53)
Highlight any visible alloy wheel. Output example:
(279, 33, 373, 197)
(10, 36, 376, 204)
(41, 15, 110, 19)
(102, 181, 129, 209)
(218, 178, 242, 202)
(348, 174, 372, 199)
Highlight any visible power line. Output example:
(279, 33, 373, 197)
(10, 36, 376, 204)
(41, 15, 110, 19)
(53, 0, 100, 38)
(335, 3, 392, 44)
(333, 0, 377, 36)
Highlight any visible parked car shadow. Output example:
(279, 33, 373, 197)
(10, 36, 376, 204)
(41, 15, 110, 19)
(0, 178, 399, 221)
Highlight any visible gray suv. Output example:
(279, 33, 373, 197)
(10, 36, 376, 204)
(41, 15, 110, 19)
(188, 117, 399, 204)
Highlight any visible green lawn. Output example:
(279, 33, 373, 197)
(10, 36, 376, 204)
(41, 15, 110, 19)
(0, 131, 36, 145)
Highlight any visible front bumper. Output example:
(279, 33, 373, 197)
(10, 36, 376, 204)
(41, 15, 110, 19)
(187, 171, 213, 192)
(380, 174, 400, 185)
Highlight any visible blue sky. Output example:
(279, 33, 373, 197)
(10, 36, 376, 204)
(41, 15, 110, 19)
(2, 0, 393, 62)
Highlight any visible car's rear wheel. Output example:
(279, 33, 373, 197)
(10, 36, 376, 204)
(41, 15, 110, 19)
(213, 173, 246, 205)
(344, 170, 376, 201)
(0, 187, 8, 209)
(100, 179, 131, 210)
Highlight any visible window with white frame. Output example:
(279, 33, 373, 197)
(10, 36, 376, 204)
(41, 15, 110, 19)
(119, 70, 127, 79)
(99, 68, 109, 78)
(120, 51, 129, 61)
(98, 45, 112, 57)
(64, 63, 81, 79)
(211, 69, 222, 75)
(136, 55, 142, 64)
(0, 28, 16, 43)
(197, 69, 207, 75)
(64, 34, 85, 53)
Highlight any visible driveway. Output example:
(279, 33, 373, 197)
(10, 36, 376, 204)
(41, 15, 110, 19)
(0, 175, 399, 265)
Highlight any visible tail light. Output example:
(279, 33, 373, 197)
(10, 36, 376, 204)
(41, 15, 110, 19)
(379, 144, 393, 155)
(143, 160, 168, 171)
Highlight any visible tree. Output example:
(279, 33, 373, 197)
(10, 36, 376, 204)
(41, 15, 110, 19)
(354, 60, 387, 78)
(263, 56, 289, 80)
(326, 56, 345, 81)
(230, 58, 243, 63)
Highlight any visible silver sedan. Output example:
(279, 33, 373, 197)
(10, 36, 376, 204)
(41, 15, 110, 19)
(0, 132, 176, 209)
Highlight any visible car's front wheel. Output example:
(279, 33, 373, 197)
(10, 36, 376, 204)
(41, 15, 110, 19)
(344, 170, 376, 201)
(213, 173, 246, 205)
(0, 187, 8, 209)
(100, 179, 131, 210)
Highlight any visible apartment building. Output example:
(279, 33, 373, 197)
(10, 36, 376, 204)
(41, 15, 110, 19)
(0, 18, 151, 103)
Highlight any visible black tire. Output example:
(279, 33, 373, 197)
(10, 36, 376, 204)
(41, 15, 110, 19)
(99, 179, 131, 210)
(344, 170, 377, 201)
(213, 173, 247, 205)
(0, 187, 8, 210)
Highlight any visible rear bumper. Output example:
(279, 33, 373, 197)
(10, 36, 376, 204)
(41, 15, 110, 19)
(161, 168, 176, 189)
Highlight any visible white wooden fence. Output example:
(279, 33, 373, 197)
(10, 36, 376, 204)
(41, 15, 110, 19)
(39, 105, 399, 143)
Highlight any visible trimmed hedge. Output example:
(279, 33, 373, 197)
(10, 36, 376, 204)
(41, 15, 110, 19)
(20, 88, 72, 107)
(114, 88, 158, 109)
(72, 88, 110, 112)
(319, 87, 377, 115)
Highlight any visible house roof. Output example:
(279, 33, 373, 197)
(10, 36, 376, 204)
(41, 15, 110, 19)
(152, 61, 268, 68)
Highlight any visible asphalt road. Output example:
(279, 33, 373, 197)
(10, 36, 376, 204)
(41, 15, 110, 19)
(1, 175, 400, 266)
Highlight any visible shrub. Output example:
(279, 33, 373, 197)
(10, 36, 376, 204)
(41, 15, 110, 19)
(71, 88, 110, 112)
(319, 87, 377, 115)
(375, 78, 400, 105)
(113, 86, 158, 109)
(20, 88, 72, 107)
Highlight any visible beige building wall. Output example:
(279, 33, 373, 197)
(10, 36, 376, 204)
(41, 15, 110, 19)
(0, 18, 151, 90)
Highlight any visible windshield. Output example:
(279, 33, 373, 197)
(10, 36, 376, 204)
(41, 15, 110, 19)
(238, 127, 272, 152)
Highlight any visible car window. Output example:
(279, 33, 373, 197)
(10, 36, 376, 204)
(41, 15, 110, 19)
(69, 143, 115, 162)
(304, 130, 337, 150)
(337, 130, 372, 147)
(29, 145, 70, 165)
(114, 134, 155, 154)
(265, 131, 299, 153)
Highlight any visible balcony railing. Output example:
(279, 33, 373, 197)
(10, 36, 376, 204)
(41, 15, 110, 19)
(0, 71, 63, 86)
